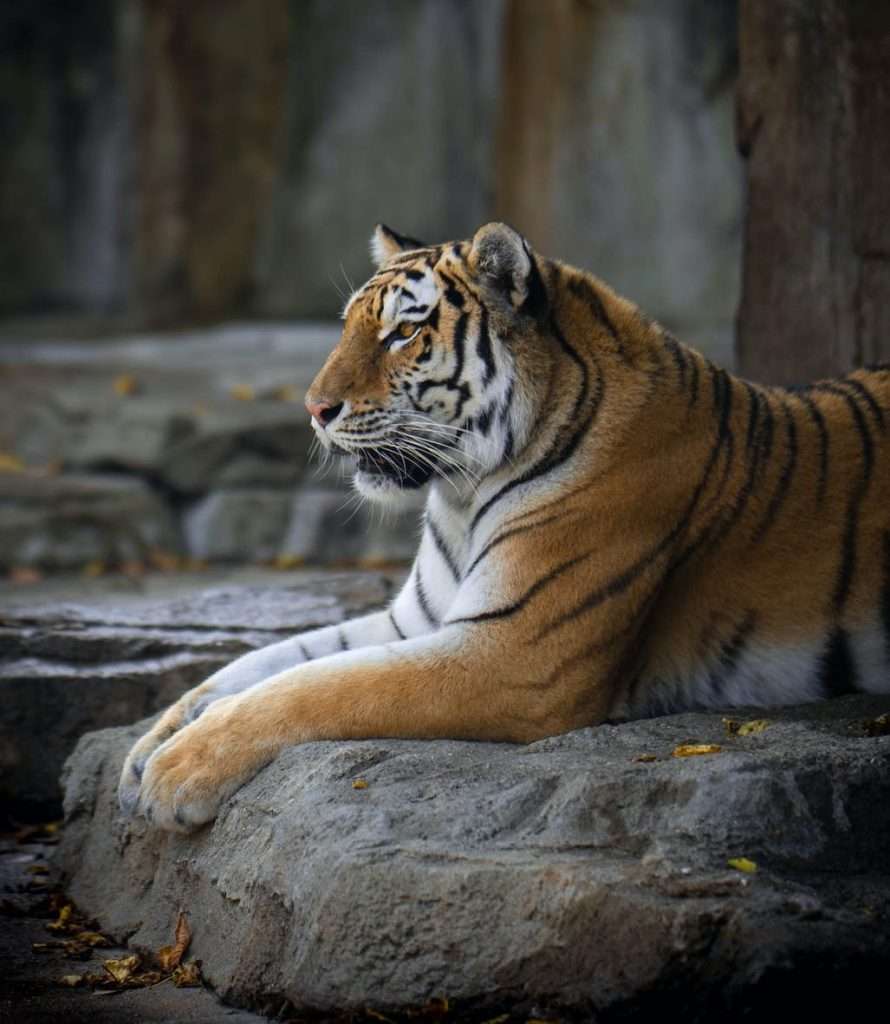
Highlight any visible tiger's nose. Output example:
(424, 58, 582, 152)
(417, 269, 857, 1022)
(306, 398, 344, 427)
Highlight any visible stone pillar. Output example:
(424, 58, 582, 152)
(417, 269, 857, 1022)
(737, 0, 890, 384)
(496, 0, 742, 364)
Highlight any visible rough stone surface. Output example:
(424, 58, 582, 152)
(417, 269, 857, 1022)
(0, 473, 180, 570)
(0, 572, 395, 809)
(56, 695, 890, 1018)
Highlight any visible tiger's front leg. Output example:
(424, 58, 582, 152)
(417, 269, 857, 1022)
(129, 620, 602, 832)
(117, 608, 408, 816)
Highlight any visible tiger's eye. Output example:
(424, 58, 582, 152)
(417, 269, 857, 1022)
(399, 322, 416, 338)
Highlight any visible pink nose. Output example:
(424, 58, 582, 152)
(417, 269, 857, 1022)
(306, 398, 344, 427)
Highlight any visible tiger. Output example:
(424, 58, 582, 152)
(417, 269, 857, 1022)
(119, 220, 890, 832)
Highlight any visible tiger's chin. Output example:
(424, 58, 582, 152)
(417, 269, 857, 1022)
(352, 450, 434, 506)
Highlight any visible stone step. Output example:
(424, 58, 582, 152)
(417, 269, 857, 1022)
(0, 323, 426, 569)
(0, 570, 397, 809)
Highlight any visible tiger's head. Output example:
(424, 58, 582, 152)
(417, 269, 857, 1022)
(306, 222, 549, 504)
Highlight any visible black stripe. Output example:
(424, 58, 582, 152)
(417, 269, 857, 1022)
(401, 304, 427, 315)
(414, 564, 437, 627)
(827, 389, 874, 613)
(299, 643, 311, 661)
(476, 308, 496, 385)
(337, 628, 349, 651)
(688, 354, 701, 409)
(388, 609, 406, 640)
(426, 516, 460, 583)
(448, 551, 591, 626)
(662, 332, 688, 389)
(881, 532, 890, 664)
(405, 269, 424, 281)
(751, 398, 798, 544)
(817, 628, 858, 697)
(796, 392, 830, 504)
(439, 271, 465, 309)
(545, 364, 737, 638)
(464, 512, 564, 580)
(742, 381, 761, 453)
(520, 246, 549, 321)
(475, 403, 494, 437)
(470, 315, 601, 532)
(567, 275, 629, 362)
(842, 377, 885, 431)
(708, 611, 757, 703)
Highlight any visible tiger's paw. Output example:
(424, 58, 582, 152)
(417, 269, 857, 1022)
(129, 699, 272, 833)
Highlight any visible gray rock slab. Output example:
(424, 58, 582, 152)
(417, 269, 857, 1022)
(0, 472, 180, 570)
(0, 572, 394, 809)
(56, 695, 890, 1018)
(183, 489, 293, 562)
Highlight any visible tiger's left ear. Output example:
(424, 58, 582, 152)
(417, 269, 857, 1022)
(370, 224, 427, 268)
(467, 222, 547, 320)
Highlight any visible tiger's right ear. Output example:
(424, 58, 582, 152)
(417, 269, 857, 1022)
(370, 224, 427, 268)
(467, 222, 547, 320)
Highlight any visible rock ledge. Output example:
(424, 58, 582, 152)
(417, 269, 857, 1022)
(56, 695, 890, 1019)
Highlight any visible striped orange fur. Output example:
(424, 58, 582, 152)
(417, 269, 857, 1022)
(119, 222, 890, 831)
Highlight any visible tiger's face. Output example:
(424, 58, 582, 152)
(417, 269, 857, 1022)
(306, 223, 542, 504)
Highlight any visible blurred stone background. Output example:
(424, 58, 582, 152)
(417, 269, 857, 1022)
(7, 0, 885, 577)
(0, 0, 742, 574)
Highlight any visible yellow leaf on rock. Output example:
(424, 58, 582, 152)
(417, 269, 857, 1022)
(0, 452, 25, 473)
(172, 960, 203, 987)
(113, 374, 139, 396)
(156, 910, 191, 972)
(82, 560, 106, 578)
(58, 975, 83, 988)
(634, 753, 657, 763)
(103, 954, 141, 984)
(738, 719, 770, 736)
(728, 857, 758, 874)
(229, 384, 255, 401)
(352, 779, 369, 790)
(9, 566, 43, 584)
(672, 744, 722, 758)
(47, 904, 72, 932)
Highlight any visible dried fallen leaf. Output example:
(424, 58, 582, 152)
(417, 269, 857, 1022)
(269, 384, 298, 402)
(58, 974, 83, 988)
(156, 910, 191, 972)
(82, 560, 106, 578)
(9, 566, 43, 584)
(0, 452, 25, 473)
(47, 904, 73, 932)
(113, 374, 139, 396)
(861, 714, 890, 737)
(76, 931, 112, 948)
(672, 744, 722, 758)
(103, 954, 141, 984)
(634, 753, 657, 763)
(727, 857, 758, 874)
(273, 553, 305, 570)
(352, 779, 369, 790)
(229, 384, 256, 401)
(737, 719, 771, 736)
(26, 864, 49, 875)
(148, 548, 181, 572)
(722, 717, 741, 735)
(171, 960, 203, 988)
(479, 1016, 510, 1024)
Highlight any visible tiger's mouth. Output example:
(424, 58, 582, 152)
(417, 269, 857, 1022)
(354, 447, 434, 489)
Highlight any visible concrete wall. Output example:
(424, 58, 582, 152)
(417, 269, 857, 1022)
(1, 0, 742, 360)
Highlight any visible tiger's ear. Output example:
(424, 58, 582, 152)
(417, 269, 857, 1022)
(467, 222, 547, 319)
(370, 224, 427, 268)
